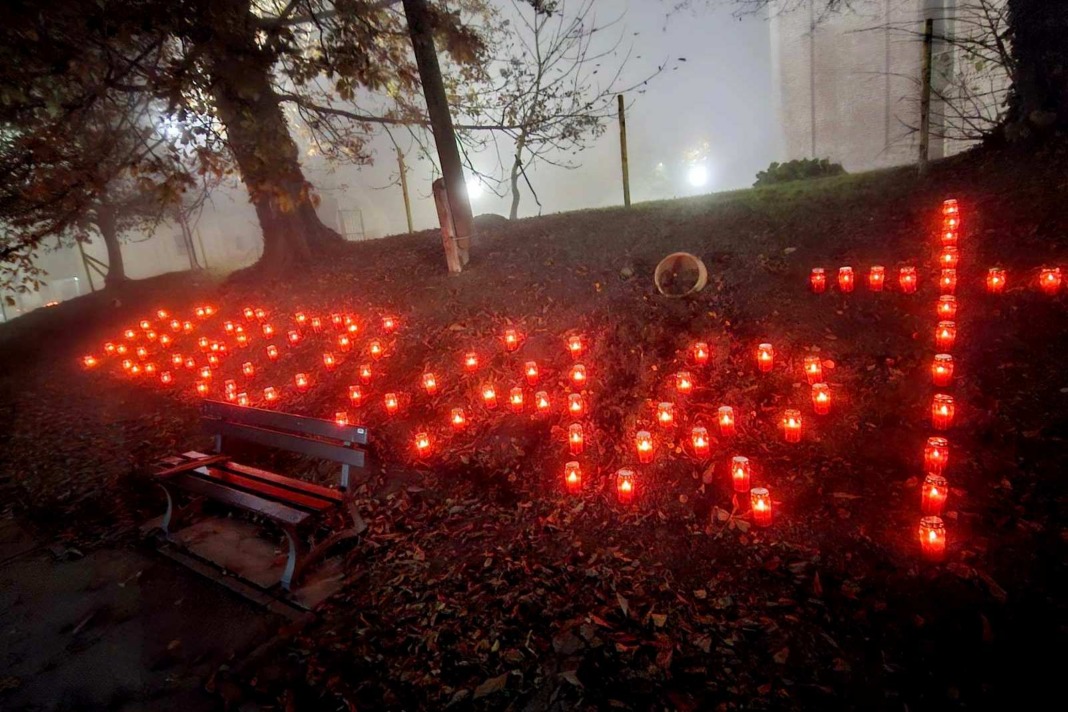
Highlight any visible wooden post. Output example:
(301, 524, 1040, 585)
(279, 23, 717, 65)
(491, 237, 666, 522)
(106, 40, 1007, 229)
(403, 0, 472, 267)
(397, 147, 414, 234)
(75, 239, 97, 293)
(617, 94, 631, 208)
(918, 18, 934, 176)
(432, 178, 462, 274)
(196, 229, 210, 269)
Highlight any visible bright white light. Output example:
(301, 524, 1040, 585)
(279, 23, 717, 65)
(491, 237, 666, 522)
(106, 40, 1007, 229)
(466, 180, 483, 200)
(687, 164, 709, 188)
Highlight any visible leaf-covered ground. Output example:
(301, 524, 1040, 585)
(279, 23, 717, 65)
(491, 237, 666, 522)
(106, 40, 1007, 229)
(2, 143, 1067, 710)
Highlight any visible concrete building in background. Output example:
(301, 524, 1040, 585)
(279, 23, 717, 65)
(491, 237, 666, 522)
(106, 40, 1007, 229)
(770, 0, 1005, 172)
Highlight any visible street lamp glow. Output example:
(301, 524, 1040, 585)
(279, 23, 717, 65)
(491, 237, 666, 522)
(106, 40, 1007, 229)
(466, 180, 483, 200)
(687, 164, 709, 188)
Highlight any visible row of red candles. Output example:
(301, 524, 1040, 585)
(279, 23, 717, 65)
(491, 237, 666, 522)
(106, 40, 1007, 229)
(812, 262, 1063, 295)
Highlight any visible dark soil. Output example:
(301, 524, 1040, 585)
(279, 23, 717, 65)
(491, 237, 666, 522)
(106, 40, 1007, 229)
(2, 141, 1067, 710)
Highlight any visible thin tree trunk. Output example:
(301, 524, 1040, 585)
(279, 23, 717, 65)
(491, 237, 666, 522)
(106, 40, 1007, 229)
(95, 202, 127, 288)
(508, 133, 526, 221)
(200, 0, 341, 275)
(1005, 0, 1068, 139)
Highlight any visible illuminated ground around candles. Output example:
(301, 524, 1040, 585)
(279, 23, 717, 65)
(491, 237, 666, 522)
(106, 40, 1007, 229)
(2, 151, 1067, 709)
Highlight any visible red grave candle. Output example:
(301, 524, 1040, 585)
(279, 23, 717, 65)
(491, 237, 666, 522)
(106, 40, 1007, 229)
(330, 313, 343, 328)
(295, 312, 307, 326)
(194, 380, 210, 396)
(310, 317, 322, 333)
(899, 266, 918, 293)
(159, 335, 172, 349)
(935, 321, 957, 350)
(451, 407, 467, 428)
(924, 436, 949, 474)
(937, 295, 957, 320)
(243, 307, 255, 320)
(169, 319, 182, 332)
(942, 198, 959, 217)
(335, 411, 348, 426)
(919, 516, 946, 561)
(535, 391, 550, 413)
(422, 372, 438, 395)
(104, 342, 117, 355)
(349, 385, 363, 405)
(359, 364, 373, 383)
(144, 362, 157, 375)
(120, 358, 131, 371)
(382, 315, 397, 332)
(810, 268, 827, 294)
(568, 393, 584, 416)
(261, 324, 274, 339)
(156, 309, 169, 320)
(811, 383, 830, 415)
(691, 426, 710, 459)
(194, 307, 206, 319)
(368, 340, 383, 360)
(236, 392, 249, 406)
(838, 266, 855, 293)
(171, 353, 184, 367)
(616, 469, 636, 505)
(941, 229, 958, 247)
(184, 357, 196, 370)
(675, 371, 693, 394)
(266, 345, 279, 361)
(693, 342, 710, 365)
(287, 330, 300, 345)
(137, 346, 149, 361)
(252, 308, 265, 321)
(1039, 267, 1062, 295)
(868, 265, 885, 291)
(567, 335, 584, 359)
(82, 355, 99, 369)
(235, 332, 249, 348)
(757, 343, 774, 373)
(922, 473, 948, 516)
(182, 321, 194, 334)
(940, 269, 958, 295)
(463, 352, 479, 371)
(940, 246, 959, 270)
(656, 402, 674, 428)
(931, 394, 955, 429)
(146, 330, 158, 342)
(483, 384, 498, 409)
(295, 373, 310, 392)
(564, 461, 582, 495)
(635, 431, 654, 464)
(223, 321, 235, 334)
(199, 366, 212, 380)
(160, 371, 173, 385)
(944, 212, 960, 231)
(140, 319, 151, 331)
(750, 487, 772, 527)
(986, 267, 1006, 294)
(718, 406, 736, 437)
(804, 355, 823, 384)
(337, 334, 351, 352)
(510, 387, 524, 412)
(384, 392, 399, 416)
(570, 364, 587, 386)
(207, 354, 220, 369)
(198, 336, 209, 352)
(932, 354, 954, 387)
(782, 409, 803, 443)
(242, 362, 255, 378)
(503, 328, 520, 352)
(414, 432, 431, 455)
(129, 364, 142, 377)
(524, 361, 539, 385)
(263, 386, 278, 402)
(322, 352, 337, 370)
(569, 423, 584, 455)
(731, 456, 751, 492)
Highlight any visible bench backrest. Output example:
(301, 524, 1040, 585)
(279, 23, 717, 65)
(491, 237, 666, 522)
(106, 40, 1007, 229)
(200, 401, 368, 483)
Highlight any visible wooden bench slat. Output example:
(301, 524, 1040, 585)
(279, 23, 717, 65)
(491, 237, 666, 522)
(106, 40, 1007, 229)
(224, 461, 344, 503)
(198, 465, 336, 513)
(168, 473, 310, 527)
(205, 421, 366, 468)
(202, 400, 368, 445)
(154, 454, 232, 478)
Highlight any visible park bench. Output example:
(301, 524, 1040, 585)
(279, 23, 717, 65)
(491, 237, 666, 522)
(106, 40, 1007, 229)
(150, 400, 369, 591)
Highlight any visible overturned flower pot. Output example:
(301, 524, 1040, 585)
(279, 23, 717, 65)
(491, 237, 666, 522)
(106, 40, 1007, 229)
(654, 252, 708, 298)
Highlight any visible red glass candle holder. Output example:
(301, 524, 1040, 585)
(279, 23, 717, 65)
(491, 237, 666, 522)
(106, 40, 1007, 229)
(451, 407, 467, 428)
(931, 354, 954, 386)
(782, 409, 802, 443)
(693, 342, 710, 364)
(266, 345, 279, 361)
(750, 487, 772, 527)
(675, 371, 693, 394)
(171, 353, 184, 367)
(368, 340, 383, 360)
(235, 333, 249, 348)
(940, 269, 958, 295)
(691, 426, 710, 459)
(136, 346, 149, 361)
(156, 309, 169, 320)
(656, 402, 674, 428)
(811, 383, 830, 415)
(922, 473, 948, 516)
(463, 352, 479, 371)
(941, 228, 958, 247)
(838, 266, 855, 293)
(382, 315, 397, 332)
(503, 328, 520, 352)
(718, 406, 736, 437)
(570, 364, 587, 386)
(483, 384, 498, 409)
(940, 246, 959, 270)
(422, 372, 438, 395)
(184, 357, 196, 370)
(310, 317, 322, 333)
(803, 355, 822, 384)
(565, 461, 582, 495)
(295, 373, 310, 392)
(569, 423, 584, 455)
(635, 431, 654, 464)
(510, 387, 524, 412)
(616, 468, 636, 505)
(182, 321, 194, 334)
(731, 456, 750, 493)
(899, 266, 918, 293)
(568, 393, 584, 416)
(104, 342, 117, 356)
(986, 267, 1006, 294)
(415, 431, 431, 456)
(334, 411, 348, 426)
(349, 385, 363, 405)
(1039, 267, 1062, 295)
(144, 362, 157, 376)
(757, 343, 774, 373)
(322, 352, 337, 370)
(242, 362, 255, 378)
(384, 392, 399, 416)
(919, 516, 946, 561)
(931, 394, 955, 429)
(524, 361, 539, 385)
(924, 436, 949, 474)
(942, 198, 959, 217)
(287, 330, 300, 346)
(868, 265, 885, 291)
(937, 295, 957, 320)
(337, 335, 351, 352)
(330, 313, 344, 329)
(197, 336, 210, 352)
(810, 268, 827, 294)
(263, 386, 279, 402)
(294, 312, 307, 326)
(243, 307, 255, 321)
(261, 324, 274, 339)
(236, 391, 249, 406)
(160, 371, 173, 385)
(535, 391, 550, 413)
(159, 335, 172, 349)
(567, 335, 584, 359)
(359, 364, 373, 383)
(224, 379, 237, 395)
(194, 307, 206, 320)
(195, 380, 210, 396)
(252, 307, 264, 321)
(935, 321, 957, 350)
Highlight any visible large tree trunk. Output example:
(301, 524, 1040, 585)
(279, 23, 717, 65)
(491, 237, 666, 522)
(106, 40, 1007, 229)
(199, 0, 341, 275)
(1004, 0, 1068, 139)
(95, 202, 127, 288)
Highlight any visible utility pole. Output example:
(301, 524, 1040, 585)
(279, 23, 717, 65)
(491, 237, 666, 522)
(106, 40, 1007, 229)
(403, 0, 472, 267)
(918, 18, 934, 176)
(398, 147, 414, 233)
(617, 94, 631, 208)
